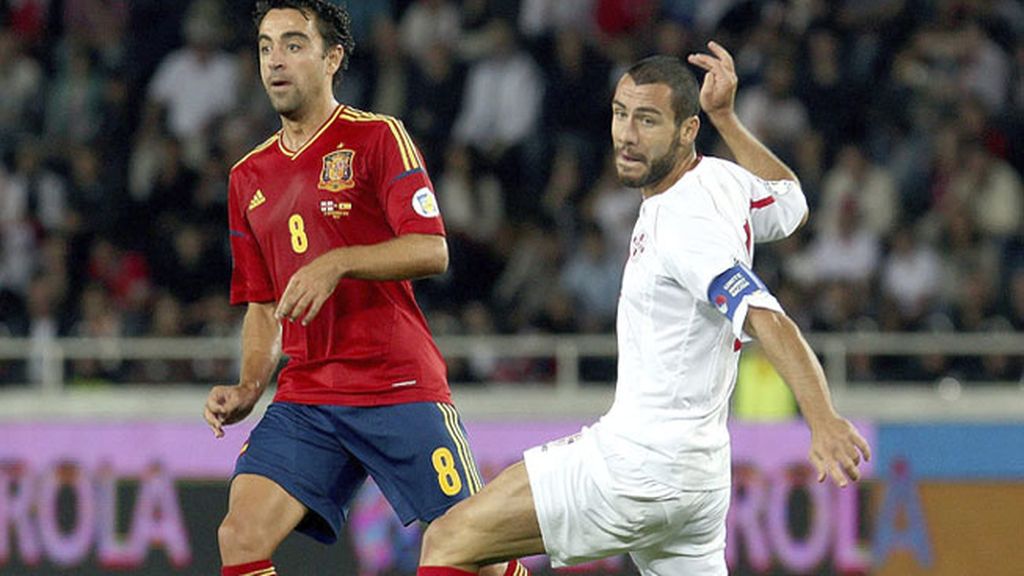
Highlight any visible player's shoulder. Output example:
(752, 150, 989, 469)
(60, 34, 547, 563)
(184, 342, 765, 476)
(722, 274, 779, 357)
(338, 106, 409, 137)
(230, 132, 281, 173)
(693, 155, 754, 180)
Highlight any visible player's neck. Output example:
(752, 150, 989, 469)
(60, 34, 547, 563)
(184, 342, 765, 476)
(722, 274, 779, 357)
(280, 97, 339, 150)
(642, 150, 699, 199)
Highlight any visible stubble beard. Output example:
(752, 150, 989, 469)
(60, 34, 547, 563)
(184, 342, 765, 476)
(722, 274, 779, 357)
(617, 137, 683, 189)
(269, 90, 303, 118)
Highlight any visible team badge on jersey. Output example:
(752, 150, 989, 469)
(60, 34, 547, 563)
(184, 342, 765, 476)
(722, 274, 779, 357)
(319, 148, 356, 192)
(412, 187, 440, 218)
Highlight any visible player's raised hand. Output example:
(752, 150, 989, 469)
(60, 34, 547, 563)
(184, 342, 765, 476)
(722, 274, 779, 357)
(204, 384, 260, 438)
(687, 41, 738, 121)
(808, 415, 872, 488)
(276, 251, 343, 325)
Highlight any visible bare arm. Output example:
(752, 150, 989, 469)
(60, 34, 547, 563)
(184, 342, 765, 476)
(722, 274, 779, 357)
(325, 232, 448, 281)
(689, 41, 805, 229)
(204, 302, 281, 437)
(276, 233, 448, 325)
(688, 41, 799, 183)
(744, 306, 871, 486)
(238, 302, 282, 392)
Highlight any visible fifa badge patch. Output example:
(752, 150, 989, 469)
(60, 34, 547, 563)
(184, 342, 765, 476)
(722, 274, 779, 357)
(319, 148, 356, 192)
(412, 187, 440, 218)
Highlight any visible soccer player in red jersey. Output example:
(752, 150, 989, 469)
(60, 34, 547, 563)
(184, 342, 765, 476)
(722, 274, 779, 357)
(203, 2, 526, 575)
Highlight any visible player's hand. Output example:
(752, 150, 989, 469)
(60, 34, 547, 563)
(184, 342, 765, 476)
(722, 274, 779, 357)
(687, 41, 738, 123)
(808, 415, 872, 488)
(203, 384, 260, 438)
(276, 252, 343, 325)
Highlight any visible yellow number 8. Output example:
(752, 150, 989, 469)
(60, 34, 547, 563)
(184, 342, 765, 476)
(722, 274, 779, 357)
(431, 447, 463, 496)
(288, 214, 308, 254)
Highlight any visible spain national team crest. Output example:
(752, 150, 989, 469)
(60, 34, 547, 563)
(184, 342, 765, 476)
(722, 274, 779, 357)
(319, 148, 356, 192)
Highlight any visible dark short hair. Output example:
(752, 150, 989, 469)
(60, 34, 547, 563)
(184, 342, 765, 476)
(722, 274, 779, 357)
(253, 0, 356, 80)
(625, 56, 699, 127)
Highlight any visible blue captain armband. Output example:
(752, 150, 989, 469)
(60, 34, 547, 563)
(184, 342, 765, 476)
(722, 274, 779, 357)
(708, 263, 782, 339)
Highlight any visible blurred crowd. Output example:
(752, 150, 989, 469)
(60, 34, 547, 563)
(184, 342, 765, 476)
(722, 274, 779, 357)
(1, 0, 1023, 386)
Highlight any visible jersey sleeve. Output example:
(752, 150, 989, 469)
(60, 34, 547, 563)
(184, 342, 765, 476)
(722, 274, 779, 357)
(372, 118, 446, 237)
(653, 197, 782, 339)
(227, 171, 275, 305)
(749, 178, 808, 243)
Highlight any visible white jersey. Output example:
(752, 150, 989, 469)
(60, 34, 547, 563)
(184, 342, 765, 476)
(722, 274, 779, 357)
(596, 155, 806, 491)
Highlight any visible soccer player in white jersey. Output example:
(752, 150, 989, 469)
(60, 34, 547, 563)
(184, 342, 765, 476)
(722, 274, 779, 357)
(415, 42, 871, 576)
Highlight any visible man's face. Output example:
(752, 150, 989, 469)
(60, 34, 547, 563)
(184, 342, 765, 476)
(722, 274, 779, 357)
(611, 75, 691, 189)
(257, 8, 340, 117)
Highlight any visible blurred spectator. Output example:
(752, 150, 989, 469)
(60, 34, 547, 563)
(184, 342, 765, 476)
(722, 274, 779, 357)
(338, 0, 393, 44)
(364, 17, 410, 117)
(0, 28, 44, 155)
(61, 0, 129, 71)
(560, 222, 621, 332)
(452, 18, 544, 218)
(25, 275, 64, 385)
(191, 293, 241, 383)
(399, 0, 461, 63)
(934, 210, 1000, 309)
(807, 198, 880, 285)
(145, 1, 238, 165)
(85, 237, 151, 332)
(1, 138, 68, 234)
(492, 223, 562, 331)
(818, 144, 899, 238)
(1009, 267, 1024, 330)
(518, 0, 595, 38)
(4, 0, 51, 46)
(880, 227, 942, 329)
(541, 27, 611, 175)
(583, 157, 641, 261)
(946, 139, 1023, 241)
(68, 283, 125, 384)
(135, 292, 192, 383)
(0, 220, 36, 303)
(66, 145, 119, 237)
(434, 146, 504, 307)
(45, 45, 107, 148)
(541, 141, 587, 243)
(736, 55, 809, 164)
(594, 0, 655, 39)
(405, 43, 465, 171)
(149, 223, 227, 307)
(797, 28, 858, 158)
(439, 146, 504, 246)
(953, 265, 998, 332)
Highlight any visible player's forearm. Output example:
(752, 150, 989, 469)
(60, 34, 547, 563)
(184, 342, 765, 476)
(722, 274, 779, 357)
(744, 307, 838, 426)
(238, 302, 281, 396)
(708, 112, 799, 183)
(325, 233, 448, 281)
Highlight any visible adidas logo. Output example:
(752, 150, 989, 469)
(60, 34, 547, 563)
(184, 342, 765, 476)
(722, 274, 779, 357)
(248, 190, 266, 211)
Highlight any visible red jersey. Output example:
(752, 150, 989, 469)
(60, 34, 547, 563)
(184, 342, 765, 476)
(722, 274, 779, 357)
(227, 105, 450, 406)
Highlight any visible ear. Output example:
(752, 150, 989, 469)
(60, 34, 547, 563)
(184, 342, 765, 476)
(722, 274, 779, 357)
(680, 114, 700, 144)
(326, 44, 344, 75)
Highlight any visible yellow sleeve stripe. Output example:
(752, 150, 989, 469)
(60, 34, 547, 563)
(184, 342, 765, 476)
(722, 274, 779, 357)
(340, 110, 421, 172)
(231, 134, 279, 172)
(515, 562, 528, 576)
(437, 403, 484, 494)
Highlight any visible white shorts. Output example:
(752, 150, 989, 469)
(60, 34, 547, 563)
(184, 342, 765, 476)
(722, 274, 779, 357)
(523, 427, 729, 576)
